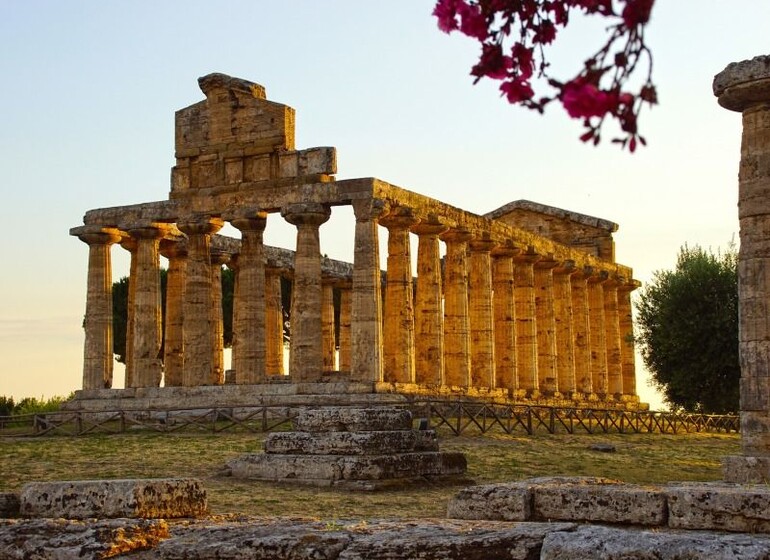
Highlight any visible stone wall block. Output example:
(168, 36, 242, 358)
(447, 482, 532, 521)
(667, 484, 770, 532)
(541, 524, 770, 560)
(293, 407, 413, 432)
(19, 479, 208, 520)
(263, 430, 438, 455)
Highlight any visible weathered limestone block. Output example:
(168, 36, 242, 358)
(264, 430, 439, 455)
(19, 478, 207, 519)
(723, 455, 770, 484)
(447, 477, 652, 523)
(292, 407, 413, 432)
(667, 483, 770, 532)
(0, 518, 169, 560)
(533, 478, 666, 526)
(540, 524, 770, 560)
(225, 451, 467, 486)
(0, 493, 20, 518)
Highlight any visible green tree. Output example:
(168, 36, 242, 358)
(635, 244, 739, 413)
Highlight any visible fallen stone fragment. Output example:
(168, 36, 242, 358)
(540, 524, 770, 560)
(0, 517, 169, 560)
(588, 443, 616, 452)
(264, 429, 439, 455)
(667, 482, 770, 533)
(19, 478, 208, 519)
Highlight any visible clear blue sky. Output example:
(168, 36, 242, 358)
(1, 1, 767, 409)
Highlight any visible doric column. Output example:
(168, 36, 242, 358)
(492, 242, 520, 392)
(128, 225, 167, 388)
(74, 226, 121, 390)
(618, 281, 640, 398)
(441, 229, 473, 387)
(231, 213, 268, 383)
(210, 250, 230, 385)
(412, 217, 449, 386)
(282, 203, 331, 382)
(469, 236, 497, 389)
(265, 268, 285, 375)
(350, 198, 388, 382)
(534, 260, 558, 395)
(553, 261, 577, 397)
(338, 280, 353, 372)
(160, 240, 187, 387)
(513, 253, 540, 396)
(380, 208, 419, 384)
(321, 277, 336, 372)
(603, 277, 623, 396)
(587, 272, 609, 395)
(571, 269, 593, 394)
(119, 236, 138, 388)
(715, 56, 770, 478)
(177, 217, 223, 386)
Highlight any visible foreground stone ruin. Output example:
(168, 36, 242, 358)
(224, 407, 467, 489)
(68, 72, 643, 413)
(4, 477, 770, 559)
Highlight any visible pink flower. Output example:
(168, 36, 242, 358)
(622, 0, 654, 28)
(457, 2, 488, 40)
(561, 81, 616, 118)
(500, 77, 534, 103)
(471, 43, 512, 80)
(433, 0, 461, 33)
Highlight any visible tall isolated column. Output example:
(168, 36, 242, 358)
(571, 269, 593, 395)
(618, 281, 640, 399)
(282, 203, 331, 382)
(350, 198, 387, 383)
(513, 253, 540, 396)
(74, 226, 121, 390)
(715, 55, 770, 481)
(381, 208, 419, 384)
(492, 243, 520, 392)
(265, 268, 285, 375)
(534, 260, 558, 394)
(210, 250, 230, 385)
(603, 277, 623, 397)
(177, 218, 223, 386)
(587, 273, 609, 395)
(160, 240, 186, 387)
(468, 237, 497, 389)
(412, 217, 448, 386)
(441, 229, 473, 387)
(128, 225, 166, 388)
(553, 261, 577, 397)
(231, 213, 268, 383)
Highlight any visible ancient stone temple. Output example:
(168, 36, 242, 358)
(68, 73, 642, 411)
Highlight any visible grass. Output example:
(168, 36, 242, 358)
(0, 430, 739, 519)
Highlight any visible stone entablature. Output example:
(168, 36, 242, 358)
(70, 73, 642, 407)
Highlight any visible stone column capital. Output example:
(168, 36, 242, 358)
(469, 237, 498, 253)
(380, 207, 419, 230)
(231, 213, 268, 233)
(126, 224, 170, 240)
(351, 198, 389, 222)
(177, 217, 224, 237)
(535, 258, 559, 271)
(587, 270, 611, 284)
(411, 216, 449, 237)
(440, 228, 473, 244)
(513, 252, 541, 265)
(160, 239, 187, 259)
(74, 226, 122, 247)
(714, 55, 770, 113)
(553, 260, 578, 276)
(210, 250, 231, 266)
(491, 240, 522, 258)
(281, 203, 331, 227)
(618, 279, 642, 293)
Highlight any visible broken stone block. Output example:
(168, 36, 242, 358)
(292, 407, 413, 432)
(667, 483, 770, 533)
(19, 478, 207, 519)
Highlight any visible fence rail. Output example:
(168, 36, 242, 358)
(0, 403, 739, 438)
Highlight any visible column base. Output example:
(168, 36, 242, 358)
(723, 455, 770, 484)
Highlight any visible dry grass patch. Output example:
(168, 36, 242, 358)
(0, 430, 739, 519)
